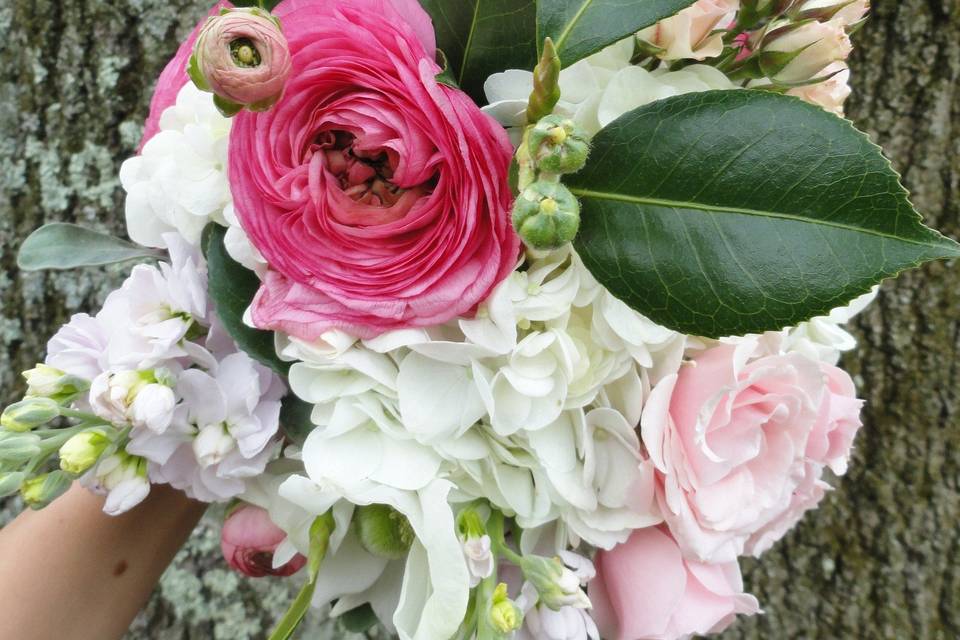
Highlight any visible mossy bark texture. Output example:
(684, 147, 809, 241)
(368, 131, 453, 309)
(1, 1, 958, 639)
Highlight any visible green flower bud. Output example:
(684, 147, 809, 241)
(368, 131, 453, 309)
(59, 429, 112, 476)
(528, 115, 590, 175)
(526, 37, 562, 124)
(457, 506, 487, 540)
(512, 182, 581, 250)
(354, 504, 415, 560)
(489, 582, 524, 633)
(22, 364, 89, 404)
(21, 471, 72, 510)
(0, 432, 43, 465)
(0, 472, 26, 498)
(1, 397, 61, 432)
(520, 555, 591, 611)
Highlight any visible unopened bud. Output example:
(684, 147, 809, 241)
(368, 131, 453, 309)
(193, 423, 236, 467)
(0, 432, 43, 465)
(513, 182, 581, 250)
(355, 504, 415, 560)
(23, 364, 89, 403)
(520, 555, 592, 611)
(1, 397, 60, 432)
(489, 582, 524, 633)
(797, 0, 869, 24)
(189, 7, 292, 116)
(0, 472, 26, 498)
(528, 115, 590, 175)
(762, 18, 853, 83)
(21, 471, 72, 510)
(526, 37, 562, 124)
(59, 429, 111, 475)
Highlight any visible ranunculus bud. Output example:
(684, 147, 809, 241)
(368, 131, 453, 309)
(59, 429, 111, 475)
(221, 504, 307, 578)
(189, 7, 293, 116)
(638, 0, 739, 61)
(0, 432, 43, 465)
(1, 397, 60, 433)
(0, 471, 26, 498)
(763, 18, 853, 83)
(512, 181, 581, 250)
(528, 115, 590, 175)
(355, 504, 416, 560)
(21, 471, 72, 510)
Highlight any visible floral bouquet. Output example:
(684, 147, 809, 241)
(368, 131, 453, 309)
(2, 0, 957, 638)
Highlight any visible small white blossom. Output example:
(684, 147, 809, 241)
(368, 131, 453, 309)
(463, 534, 495, 587)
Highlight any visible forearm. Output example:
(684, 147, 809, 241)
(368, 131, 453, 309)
(0, 483, 205, 640)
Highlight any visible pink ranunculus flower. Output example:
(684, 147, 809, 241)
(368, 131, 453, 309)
(590, 527, 760, 640)
(228, 0, 520, 340)
(221, 504, 306, 577)
(192, 7, 292, 112)
(140, 1, 234, 150)
(641, 337, 864, 562)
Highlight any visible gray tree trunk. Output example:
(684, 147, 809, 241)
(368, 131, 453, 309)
(0, 1, 957, 639)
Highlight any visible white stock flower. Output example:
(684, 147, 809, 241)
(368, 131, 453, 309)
(120, 83, 231, 248)
(515, 552, 600, 640)
(83, 451, 151, 516)
(463, 534, 495, 587)
(128, 351, 284, 502)
(45, 313, 109, 382)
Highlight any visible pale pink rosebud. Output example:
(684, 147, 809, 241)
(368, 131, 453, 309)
(765, 18, 853, 83)
(221, 505, 306, 578)
(800, 0, 869, 25)
(190, 8, 292, 116)
(787, 61, 852, 115)
(638, 0, 740, 61)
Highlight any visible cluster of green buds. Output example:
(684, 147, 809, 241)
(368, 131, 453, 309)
(0, 365, 126, 509)
(512, 39, 591, 252)
(354, 503, 416, 559)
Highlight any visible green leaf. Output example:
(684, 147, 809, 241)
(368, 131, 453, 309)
(419, 0, 537, 102)
(569, 90, 960, 338)
(202, 224, 290, 376)
(435, 49, 461, 89)
(339, 604, 380, 633)
(279, 395, 314, 446)
(537, 0, 696, 67)
(17, 224, 163, 271)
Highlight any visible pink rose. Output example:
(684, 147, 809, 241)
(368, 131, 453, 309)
(787, 62, 852, 115)
(191, 7, 293, 113)
(641, 338, 864, 562)
(590, 527, 759, 640)
(228, 0, 520, 340)
(140, 1, 234, 150)
(221, 504, 306, 577)
(764, 18, 853, 83)
(638, 0, 739, 61)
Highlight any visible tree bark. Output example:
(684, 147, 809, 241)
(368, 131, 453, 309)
(0, 1, 957, 639)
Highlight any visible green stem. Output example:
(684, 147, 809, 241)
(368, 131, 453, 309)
(474, 573, 499, 640)
(488, 511, 523, 566)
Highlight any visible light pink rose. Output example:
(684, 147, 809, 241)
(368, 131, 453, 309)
(787, 62, 852, 115)
(641, 338, 864, 562)
(140, 1, 234, 150)
(765, 18, 853, 83)
(221, 504, 306, 577)
(590, 527, 759, 640)
(228, 0, 520, 340)
(638, 0, 739, 61)
(192, 8, 293, 111)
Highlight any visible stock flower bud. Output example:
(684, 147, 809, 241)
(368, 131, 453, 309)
(21, 471, 72, 510)
(0, 471, 26, 498)
(520, 555, 592, 611)
(763, 18, 853, 83)
(193, 423, 236, 467)
(59, 429, 111, 475)
(0, 432, 43, 465)
(355, 504, 416, 560)
(513, 182, 581, 250)
(91, 451, 151, 516)
(1, 397, 60, 432)
(189, 7, 293, 116)
(23, 364, 89, 403)
(89, 370, 175, 432)
(489, 582, 524, 633)
(528, 115, 590, 175)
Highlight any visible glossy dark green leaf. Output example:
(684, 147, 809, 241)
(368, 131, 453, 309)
(202, 224, 290, 376)
(339, 604, 379, 633)
(419, 0, 537, 102)
(17, 224, 163, 271)
(279, 395, 314, 446)
(569, 90, 960, 338)
(537, 0, 696, 66)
